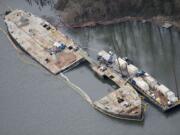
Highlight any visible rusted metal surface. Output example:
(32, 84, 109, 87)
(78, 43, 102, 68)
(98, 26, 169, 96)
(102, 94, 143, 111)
(94, 85, 143, 120)
(5, 9, 83, 74)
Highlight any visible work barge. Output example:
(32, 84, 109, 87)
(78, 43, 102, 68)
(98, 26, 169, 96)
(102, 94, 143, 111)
(4, 9, 180, 121)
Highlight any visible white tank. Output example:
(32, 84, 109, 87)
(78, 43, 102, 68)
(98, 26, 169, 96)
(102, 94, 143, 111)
(127, 64, 138, 76)
(98, 50, 111, 62)
(143, 74, 157, 88)
(133, 77, 150, 91)
(115, 58, 127, 70)
(169, 97, 178, 103)
(115, 58, 129, 76)
(156, 84, 170, 96)
(166, 91, 178, 103)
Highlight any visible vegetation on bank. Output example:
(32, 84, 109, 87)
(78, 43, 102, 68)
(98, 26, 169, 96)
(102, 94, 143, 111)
(54, 0, 180, 25)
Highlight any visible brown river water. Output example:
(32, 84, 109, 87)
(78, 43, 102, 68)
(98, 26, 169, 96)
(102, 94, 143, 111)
(0, 0, 180, 135)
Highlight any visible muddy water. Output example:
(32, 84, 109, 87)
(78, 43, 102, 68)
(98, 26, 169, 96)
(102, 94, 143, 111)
(0, 0, 180, 135)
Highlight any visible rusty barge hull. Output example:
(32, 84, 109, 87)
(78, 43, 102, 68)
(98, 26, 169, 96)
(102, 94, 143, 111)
(93, 103, 145, 121)
(7, 30, 85, 74)
(93, 85, 145, 121)
(4, 9, 145, 121)
(5, 9, 84, 74)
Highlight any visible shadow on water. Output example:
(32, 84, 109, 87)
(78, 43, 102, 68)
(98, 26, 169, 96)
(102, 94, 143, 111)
(166, 106, 180, 115)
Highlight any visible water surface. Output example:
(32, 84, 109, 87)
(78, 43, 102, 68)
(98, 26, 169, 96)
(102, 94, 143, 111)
(0, 0, 180, 135)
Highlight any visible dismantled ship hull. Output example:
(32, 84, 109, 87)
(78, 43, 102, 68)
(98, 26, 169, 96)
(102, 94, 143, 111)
(4, 9, 145, 121)
(94, 85, 144, 121)
(4, 9, 84, 74)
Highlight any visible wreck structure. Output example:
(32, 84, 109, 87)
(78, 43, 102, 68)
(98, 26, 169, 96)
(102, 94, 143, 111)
(4, 9, 145, 121)
(97, 50, 180, 111)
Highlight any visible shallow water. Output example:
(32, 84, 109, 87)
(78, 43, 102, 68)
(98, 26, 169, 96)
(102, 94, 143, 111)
(0, 0, 180, 135)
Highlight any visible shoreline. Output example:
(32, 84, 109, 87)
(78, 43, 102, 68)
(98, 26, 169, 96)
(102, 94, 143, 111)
(61, 16, 180, 31)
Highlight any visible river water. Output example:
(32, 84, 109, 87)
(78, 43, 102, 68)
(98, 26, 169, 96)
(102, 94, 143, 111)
(0, 0, 180, 135)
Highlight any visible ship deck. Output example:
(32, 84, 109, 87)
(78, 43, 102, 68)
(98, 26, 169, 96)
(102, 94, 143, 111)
(5, 9, 83, 74)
